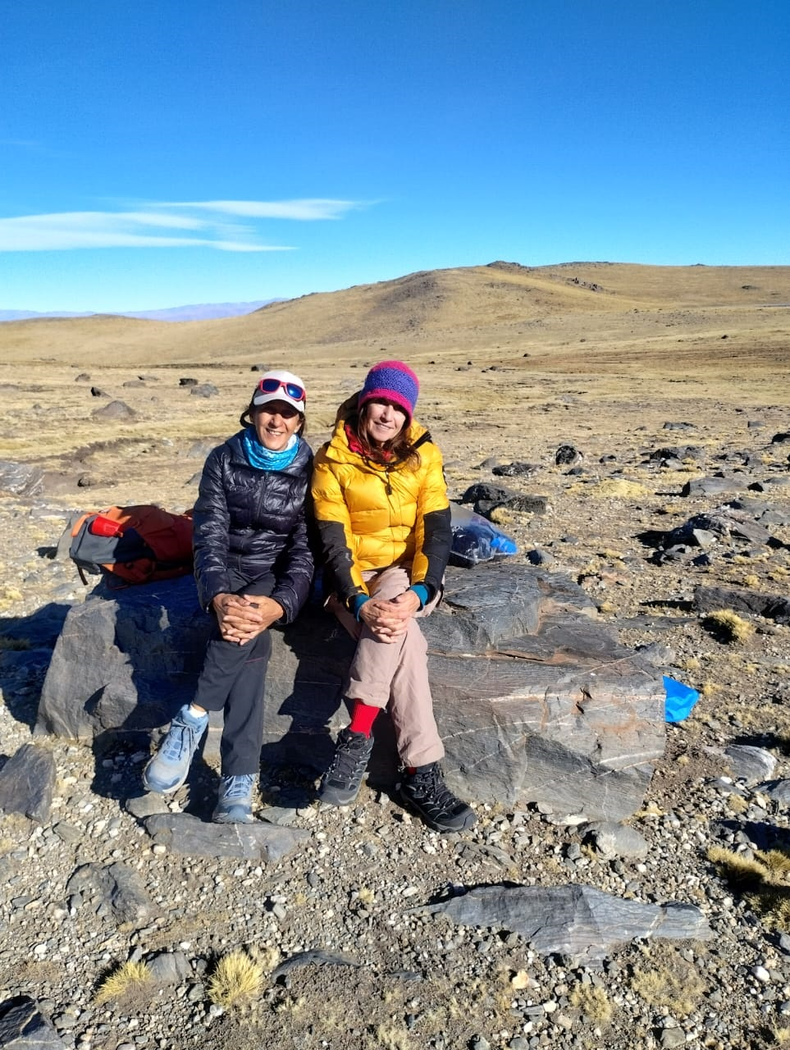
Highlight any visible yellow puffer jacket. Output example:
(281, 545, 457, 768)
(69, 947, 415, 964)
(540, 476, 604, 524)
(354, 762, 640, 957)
(311, 410, 452, 605)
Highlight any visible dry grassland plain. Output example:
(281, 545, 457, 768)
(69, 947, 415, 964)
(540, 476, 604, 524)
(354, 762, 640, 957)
(1, 261, 788, 511)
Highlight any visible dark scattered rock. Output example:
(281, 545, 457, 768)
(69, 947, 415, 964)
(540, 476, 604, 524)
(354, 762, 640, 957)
(418, 884, 711, 964)
(183, 440, 216, 460)
(725, 496, 790, 526)
(681, 476, 746, 497)
(74, 373, 90, 382)
(757, 780, 790, 805)
(89, 386, 107, 397)
(147, 952, 191, 986)
(0, 743, 56, 823)
(584, 821, 649, 859)
(0, 995, 65, 1048)
(52, 823, 83, 845)
(492, 462, 541, 478)
(472, 499, 505, 519)
(500, 494, 548, 514)
(76, 474, 95, 488)
(662, 511, 771, 549)
(91, 400, 135, 421)
(179, 377, 198, 387)
(189, 384, 219, 398)
(634, 641, 675, 667)
(723, 745, 777, 782)
(459, 483, 513, 505)
(142, 812, 309, 862)
(690, 528, 717, 549)
(122, 379, 146, 388)
(66, 862, 157, 925)
(527, 549, 553, 566)
(662, 422, 696, 431)
(648, 446, 704, 465)
(272, 951, 361, 980)
(125, 793, 169, 819)
(771, 432, 790, 444)
(555, 445, 583, 467)
(694, 584, 790, 625)
(250, 363, 267, 372)
(0, 461, 44, 497)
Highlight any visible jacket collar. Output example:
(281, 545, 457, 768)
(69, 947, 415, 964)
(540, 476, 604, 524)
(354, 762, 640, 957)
(226, 429, 312, 473)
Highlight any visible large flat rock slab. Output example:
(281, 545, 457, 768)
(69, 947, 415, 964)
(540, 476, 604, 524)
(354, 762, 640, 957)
(419, 884, 712, 964)
(36, 566, 665, 821)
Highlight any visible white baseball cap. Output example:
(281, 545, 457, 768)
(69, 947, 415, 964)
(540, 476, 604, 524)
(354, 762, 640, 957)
(252, 370, 306, 412)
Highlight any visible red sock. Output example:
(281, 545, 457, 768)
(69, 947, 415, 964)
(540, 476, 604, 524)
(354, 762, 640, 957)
(349, 700, 380, 737)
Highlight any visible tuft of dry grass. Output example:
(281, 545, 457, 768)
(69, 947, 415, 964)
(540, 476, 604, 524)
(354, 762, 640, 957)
(630, 950, 706, 1017)
(727, 794, 749, 814)
(207, 950, 264, 1009)
(370, 1024, 415, 1050)
(708, 846, 790, 927)
(569, 983, 613, 1023)
(580, 478, 650, 499)
(94, 961, 152, 1005)
(702, 609, 755, 643)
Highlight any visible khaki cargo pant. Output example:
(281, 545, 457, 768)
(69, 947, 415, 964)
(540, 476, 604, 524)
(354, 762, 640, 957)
(328, 564, 445, 768)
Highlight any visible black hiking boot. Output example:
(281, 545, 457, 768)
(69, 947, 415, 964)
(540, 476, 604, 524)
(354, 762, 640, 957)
(318, 728, 375, 806)
(398, 762, 476, 833)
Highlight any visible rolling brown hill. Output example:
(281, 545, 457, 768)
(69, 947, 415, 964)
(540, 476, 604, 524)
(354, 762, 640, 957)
(2, 261, 789, 369)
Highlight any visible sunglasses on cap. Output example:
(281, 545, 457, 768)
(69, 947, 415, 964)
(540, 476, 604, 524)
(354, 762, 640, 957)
(257, 377, 306, 402)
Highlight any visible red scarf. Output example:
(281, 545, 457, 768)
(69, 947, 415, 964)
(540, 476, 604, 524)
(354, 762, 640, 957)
(345, 423, 393, 462)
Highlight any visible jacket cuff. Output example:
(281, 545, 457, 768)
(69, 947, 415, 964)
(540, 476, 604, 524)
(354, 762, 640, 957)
(351, 594, 371, 621)
(410, 584, 430, 609)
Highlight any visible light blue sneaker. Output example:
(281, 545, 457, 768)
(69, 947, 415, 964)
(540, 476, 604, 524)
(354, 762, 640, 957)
(142, 705, 208, 794)
(213, 774, 255, 824)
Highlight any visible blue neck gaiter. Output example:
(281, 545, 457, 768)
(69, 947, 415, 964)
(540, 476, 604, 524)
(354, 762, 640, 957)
(242, 429, 300, 471)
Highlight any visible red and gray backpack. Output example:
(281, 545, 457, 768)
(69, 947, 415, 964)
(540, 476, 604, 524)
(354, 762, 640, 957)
(68, 504, 194, 586)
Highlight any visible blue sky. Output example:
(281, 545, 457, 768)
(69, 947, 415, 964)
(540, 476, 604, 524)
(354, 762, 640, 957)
(2, 0, 788, 312)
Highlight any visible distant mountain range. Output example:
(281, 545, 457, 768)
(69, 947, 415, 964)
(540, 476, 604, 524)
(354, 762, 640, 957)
(0, 299, 284, 323)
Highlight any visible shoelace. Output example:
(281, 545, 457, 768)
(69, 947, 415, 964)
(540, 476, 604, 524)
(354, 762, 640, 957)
(410, 768, 455, 808)
(327, 734, 370, 779)
(161, 724, 197, 763)
(221, 774, 254, 801)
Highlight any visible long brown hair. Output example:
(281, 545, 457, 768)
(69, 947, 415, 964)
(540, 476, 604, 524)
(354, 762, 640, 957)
(348, 403, 420, 468)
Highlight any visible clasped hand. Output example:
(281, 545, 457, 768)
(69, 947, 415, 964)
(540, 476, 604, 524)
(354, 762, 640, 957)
(212, 593, 283, 645)
(359, 590, 420, 643)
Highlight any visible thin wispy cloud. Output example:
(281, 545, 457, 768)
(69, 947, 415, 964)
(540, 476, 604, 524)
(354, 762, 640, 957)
(171, 199, 363, 220)
(0, 198, 364, 252)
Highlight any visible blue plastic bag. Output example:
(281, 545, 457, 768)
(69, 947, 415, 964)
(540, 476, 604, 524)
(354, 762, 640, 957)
(663, 675, 699, 723)
(450, 503, 517, 567)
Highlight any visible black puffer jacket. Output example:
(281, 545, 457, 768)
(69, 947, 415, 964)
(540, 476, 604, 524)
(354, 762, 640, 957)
(192, 430, 313, 622)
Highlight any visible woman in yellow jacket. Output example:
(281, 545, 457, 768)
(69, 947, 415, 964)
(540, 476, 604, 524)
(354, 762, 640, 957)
(311, 360, 475, 833)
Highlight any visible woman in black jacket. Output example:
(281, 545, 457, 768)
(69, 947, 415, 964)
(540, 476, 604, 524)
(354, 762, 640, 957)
(143, 371, 313, 822)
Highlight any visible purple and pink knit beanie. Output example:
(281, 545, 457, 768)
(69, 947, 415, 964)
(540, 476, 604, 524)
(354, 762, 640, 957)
(358, 360, 420, 423)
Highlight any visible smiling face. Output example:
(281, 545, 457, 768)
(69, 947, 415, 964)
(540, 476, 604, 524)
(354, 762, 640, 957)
(361, 399, 408, 447)
(253, 400, 302, 451)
